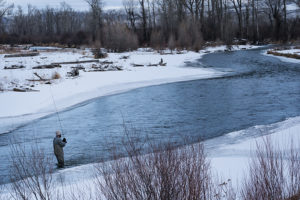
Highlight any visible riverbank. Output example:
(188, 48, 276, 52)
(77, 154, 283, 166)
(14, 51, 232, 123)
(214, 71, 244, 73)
(2, 116, 299, 199)
(0, 45, 259, 134)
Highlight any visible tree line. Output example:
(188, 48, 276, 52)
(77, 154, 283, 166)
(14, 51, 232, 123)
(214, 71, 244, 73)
(0, 0, 300, 51)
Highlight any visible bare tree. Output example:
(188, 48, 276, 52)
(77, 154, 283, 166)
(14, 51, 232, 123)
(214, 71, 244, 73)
(85, 0, 103, 42)
(0, 0, 13, 33)
(264, 0, 284, 40)
(123, 0, 138, 31)
(181, 0, 204, 21)
(230, 0, 243, 38)
(138, 0, 149, 43)
(0, 0, 13, 19)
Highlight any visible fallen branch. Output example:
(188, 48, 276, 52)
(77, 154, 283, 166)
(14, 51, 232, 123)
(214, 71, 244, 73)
(4, 65, 25, 70)
(13, 88, 39, 92)
(67, 68, 80, 77)
(132, 64, 144, 67)
(159, 58, 167, 66)
(34, 72, 44, 80)
(33, 64, 61, 69)
(120, 56, 129, 59)
(27, 79, 51, 82)
(71, 66, 85, 70)
(52, 60, 99, 65)
(89, 65, 123, 72)
(100, 61, 114, 65)
(147, 64, 159, 67)
(4, 52, 40, 58)
(27, 73, 50, 82)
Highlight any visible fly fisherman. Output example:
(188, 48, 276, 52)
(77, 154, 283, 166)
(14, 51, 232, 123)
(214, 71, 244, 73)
(53, 131, 67, 168)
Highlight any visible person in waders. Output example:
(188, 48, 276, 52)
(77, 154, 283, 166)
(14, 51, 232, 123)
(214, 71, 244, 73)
(53, 131, 67, 168)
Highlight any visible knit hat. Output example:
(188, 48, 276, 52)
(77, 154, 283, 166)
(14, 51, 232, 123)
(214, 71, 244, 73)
(56, 131, 61, 137)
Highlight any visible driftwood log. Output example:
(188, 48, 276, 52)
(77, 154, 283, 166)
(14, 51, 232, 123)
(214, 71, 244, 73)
(147, 64, 159, 67)
(71, 66, 85, 70)
(67, 68, 80, 77)
(89, 65, 123, 72)
(33, 64, 61, 69)
(132, 64, 144, 67)
(27, 72, 50, 82)
(52, 59, 99, 65)
(13, 88, 39, 92)
(120, 56, 129, 59)
(100, 61, 114, 65)
(4, 65, 25, 70)
(4, 52, 40, 58)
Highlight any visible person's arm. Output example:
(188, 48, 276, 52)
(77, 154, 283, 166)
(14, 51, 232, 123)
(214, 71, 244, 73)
(57, 138, 66, 147)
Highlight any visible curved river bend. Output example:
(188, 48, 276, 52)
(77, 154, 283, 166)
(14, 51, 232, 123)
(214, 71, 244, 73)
(0, 47, 300, 184)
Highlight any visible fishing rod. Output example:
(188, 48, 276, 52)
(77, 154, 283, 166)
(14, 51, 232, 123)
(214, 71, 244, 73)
(49, 85, 64, 137)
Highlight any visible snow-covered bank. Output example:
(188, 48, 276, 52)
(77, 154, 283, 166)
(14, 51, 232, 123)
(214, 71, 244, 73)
(0, 45, 259, 134)
(208, 116, 300, 189)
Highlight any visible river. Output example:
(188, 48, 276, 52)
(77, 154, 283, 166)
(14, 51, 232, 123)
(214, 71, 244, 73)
(0, 47, 300, 184)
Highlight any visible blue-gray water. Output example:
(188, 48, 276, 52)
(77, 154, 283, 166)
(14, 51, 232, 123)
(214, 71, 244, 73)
(1, 47, 300, 184)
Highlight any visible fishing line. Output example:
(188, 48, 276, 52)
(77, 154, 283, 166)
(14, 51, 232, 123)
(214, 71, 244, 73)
(49, 85, 64, 136)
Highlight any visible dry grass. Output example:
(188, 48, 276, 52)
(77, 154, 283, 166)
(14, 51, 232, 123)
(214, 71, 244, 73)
(267, 50, 300, 59)
(52, 72, 61, 80)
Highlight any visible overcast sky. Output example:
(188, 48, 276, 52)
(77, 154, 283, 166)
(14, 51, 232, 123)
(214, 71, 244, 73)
(6, 0, 123, 11)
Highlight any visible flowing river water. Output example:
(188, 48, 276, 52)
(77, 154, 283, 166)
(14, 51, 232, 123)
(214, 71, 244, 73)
(0, 47, 300, 184)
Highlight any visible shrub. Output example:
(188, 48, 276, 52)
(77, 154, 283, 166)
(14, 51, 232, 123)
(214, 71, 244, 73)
(267, 51, 300, 59)
(241, 137, 300, 200)
(94, 126, 214, 200)
(9, 142, 54, 200)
